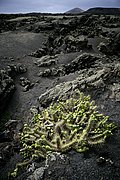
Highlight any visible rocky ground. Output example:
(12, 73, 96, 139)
(0, 13, 120, 180)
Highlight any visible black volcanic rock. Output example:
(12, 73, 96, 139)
(65, 7, 84, 14)
(0, 70, 15, 115)
(0, 64, 27, 115)
(98, 32, 120, 55)
(84, 7, 120, 15)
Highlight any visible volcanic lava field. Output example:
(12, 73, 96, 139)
(0, 13, 120, 180)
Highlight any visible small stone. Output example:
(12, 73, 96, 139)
(23, 85, 29, 92)
(5, 120, 18, 129)
(20, 77, 25, 81)
(35, 80, 39, 83)
(30, 83, 35, 88)
(97, 157, 106, 165)
(0, 130, 12, 143)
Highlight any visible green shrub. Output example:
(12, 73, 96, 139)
(11, 90, 116, 177)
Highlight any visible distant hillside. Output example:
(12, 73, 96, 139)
(84, 7, 120, 15)
(65, 8, 84, 14)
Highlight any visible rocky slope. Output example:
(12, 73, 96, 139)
(0, 13, 120, 180)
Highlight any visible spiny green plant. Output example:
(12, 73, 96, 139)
(11, 89, 116, 177)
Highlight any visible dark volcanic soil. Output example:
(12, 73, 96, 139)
(0, 13, 120, 180)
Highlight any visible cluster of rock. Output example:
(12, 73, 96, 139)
(0, 69, 15, 115)
(63, 53, 98, 73)
(0, 119, 23, 166)
(29, 48, 48, 58)
(98, 32, 120, 55)
(28, 14, 120, 58)
(38, 67, 64, 77)
(17, 149, 118, 180)
(0, 20, 16, 33)
(38, 62, 120, 107)
(34, 55, 57, 67)
(38, 53, 98, 77)
(20, 77, 34, 92)
(44, 34, 90, 55)
(0, 64, 27, 166)
(7, 64, 27, 75)
(32, 22, 55, 33)
(0, 15, 37, 33)
(30, 34, 89, 57)
(0, 63, 27, 116)
(1, 13, 120, 43)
